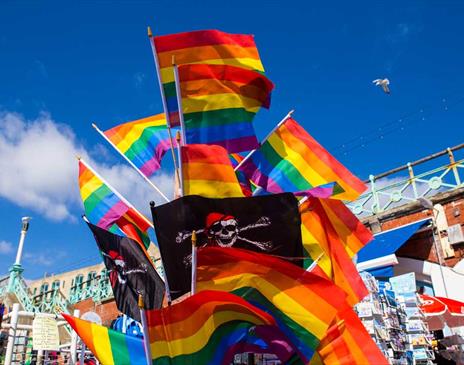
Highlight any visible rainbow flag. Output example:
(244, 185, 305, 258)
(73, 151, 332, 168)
(181, 144, 245, 198)
(179, 64, 273, 153)
(103, 114, 174, 177)
(153, 29, 265, 126)
(146, 290, 277, 364)
(311, 302, 388, 365)
(78, 159, 152, 248)
(197, 247, 346, 363)
(300, 198, 369, 305)
(237, 117, 367, 201)
(62, 313, 146, 365)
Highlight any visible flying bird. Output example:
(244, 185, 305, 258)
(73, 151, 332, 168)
(373, 78, 390, 94)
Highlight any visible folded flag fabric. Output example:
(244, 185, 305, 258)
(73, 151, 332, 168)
(145, 290, 278, 364)
(102, 113, 174, 178)
(237, 117, 367, 201)
(62, 313, 146, 365)
(87, 222, 165, 321)
(151, 193, 303, 300)
(311, 302, 389, 365)
(178, 63, 273, 153)
(196, 247, 346, 363)
(181, 144, 245, 198)
(300, 198, 368, 306)
(152, 29, 265, 126)
(78, 159, 152, 248)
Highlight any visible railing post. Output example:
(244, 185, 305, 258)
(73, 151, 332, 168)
(407, 163, 419, 198)
(4, 303, 20, 365)
(369, 175, 380, 214)
(447, 147, 462, 186)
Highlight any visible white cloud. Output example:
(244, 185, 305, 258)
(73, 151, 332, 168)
(0, 240, 13, 254)
(24, 252, 54, 266)
(0, 111, 174, 223)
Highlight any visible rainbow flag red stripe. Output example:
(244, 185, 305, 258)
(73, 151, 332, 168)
(78, 159, 152, 248)
(300, 198, 369, 305)
(312, 302, 389, 365)
(103, 114, 173, 177)
(145, 290, 277, 364)
(179, 64, 273, 153)
(237, 117, 367, 201)
(197, 247, 346, 363)
(63, 314, 146, 365)
(153, 29, 265, 126)
(181, 144, 244, 198)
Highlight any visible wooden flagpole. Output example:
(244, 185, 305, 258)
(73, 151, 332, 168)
(191, 231, 197, 295)
(172, 57, 187, 143)
(147, 26, 181, 188)
(77, 157, 154, 229)
(92, 123, 170, 203)
(234, 109, 294, 171)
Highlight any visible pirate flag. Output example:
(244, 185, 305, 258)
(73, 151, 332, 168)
(87, 223, 165, 321)
(151, 193, 303, 299)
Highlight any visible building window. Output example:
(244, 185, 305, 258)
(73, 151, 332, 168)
(52, 280, 60, 291)
(40, 283, 49, 294)
(86, 271, 96, 288)
(32, 287, 37, 296)
(75, 274, 84, 289)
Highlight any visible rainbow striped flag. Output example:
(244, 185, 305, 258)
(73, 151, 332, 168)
(312, 302, 388, 365)
(197, 247, 346, 363)
(300, 198, 370, 305)
(146, 290, 277, 364)
(181, 144, 244, 198)
(179, 64, 273, 153)
(237, 117, 367, 201)
(103, 114, 173, 177)
(62, 313, 146, 365)
(78, 159, 152, 248)
(153, 29, 265, 126)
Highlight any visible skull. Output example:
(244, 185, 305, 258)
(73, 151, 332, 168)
(208, 217, 239, 247)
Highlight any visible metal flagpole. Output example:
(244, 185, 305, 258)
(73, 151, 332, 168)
(147, 26, 181, 187)
(138, 295, 153, 365)
(175, 131, 184, 197)
(191, 231, 197, 295)
(171, 57, 187, 144)
(234, 109, 294, 172)
(92, 123, 170, 203)
(77, 157, 154, 229)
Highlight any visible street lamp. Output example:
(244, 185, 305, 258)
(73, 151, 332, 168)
(14, 217, 31, 266)
(418, 198, 449, 297)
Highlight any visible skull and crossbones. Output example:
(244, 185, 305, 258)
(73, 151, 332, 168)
(102, 250, 148, 286)
(177, 213, 273, 265)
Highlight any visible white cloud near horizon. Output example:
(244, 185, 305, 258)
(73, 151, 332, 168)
(0, 111, 174, 222)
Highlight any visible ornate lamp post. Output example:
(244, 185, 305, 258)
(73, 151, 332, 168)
(7, 217, 31, 292)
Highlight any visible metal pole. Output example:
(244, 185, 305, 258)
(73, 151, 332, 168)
(430, 210, 450, 297)
(175, 131, 184, 197)
(4, 303, 20, 365)
(14, 217, 31, 266)
(138, 295, 153, 365)
(147, 27, 181, 186)
(234, 110, 294, 172)
(92, 123, 170, 203)
(191, 231, 197, 295)
(70, 309, 80, 365)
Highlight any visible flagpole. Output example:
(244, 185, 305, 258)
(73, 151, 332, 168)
(234, 109, 294, 171)
(92, 123, 170, 203)
(138, 295, 153, 365)
(175, 131, 184, 197)
(172, 57, 187, 143)
(191, 231, 197, 295)
(77, 157, 154, 229)
(147, 26, 181, 188)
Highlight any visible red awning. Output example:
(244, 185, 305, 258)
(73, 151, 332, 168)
(419, 294, 464, 330)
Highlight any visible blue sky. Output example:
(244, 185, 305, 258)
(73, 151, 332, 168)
(1, 1, 463, 279)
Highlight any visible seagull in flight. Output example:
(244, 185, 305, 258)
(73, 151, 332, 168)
(373, 78, 390, 94)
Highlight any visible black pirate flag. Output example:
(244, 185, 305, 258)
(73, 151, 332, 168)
(87, 223, 165, 321)
(151, 193, 303, 299)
